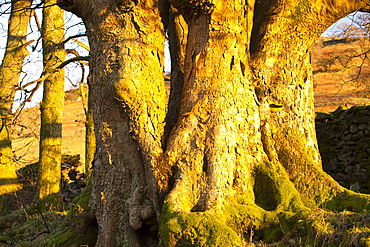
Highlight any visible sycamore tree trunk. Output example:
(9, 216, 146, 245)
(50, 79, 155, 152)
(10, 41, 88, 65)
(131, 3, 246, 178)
(0, 0, 33, 212)
(38, 0, 65, 208)
(57, 0, 370, 246)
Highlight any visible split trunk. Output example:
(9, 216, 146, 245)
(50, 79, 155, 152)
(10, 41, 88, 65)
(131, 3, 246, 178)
(57, 0, 370, 246)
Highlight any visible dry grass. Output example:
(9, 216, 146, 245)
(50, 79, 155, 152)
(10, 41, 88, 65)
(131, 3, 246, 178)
(11, 99, 86, 170)
(244, 209, 370, 247)
(312, 38, 370, 113)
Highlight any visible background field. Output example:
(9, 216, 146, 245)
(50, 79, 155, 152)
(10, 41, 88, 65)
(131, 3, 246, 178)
(12, 96, 86, 169)
(312, 37, 370, 112)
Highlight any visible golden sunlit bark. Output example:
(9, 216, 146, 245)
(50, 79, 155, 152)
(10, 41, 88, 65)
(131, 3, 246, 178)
(0, 0, 33, 205)
(55, 0, 370, 245)
(63, 0, 168, 245)
(38, 0, 65, 208)
(249, 0, 370, 207)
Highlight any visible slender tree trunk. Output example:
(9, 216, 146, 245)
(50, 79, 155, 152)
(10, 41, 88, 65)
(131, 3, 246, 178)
(56, 0, 370, 245)
(38, 0, 65, 208)
(0, 0, 33, 213)
(81, 82, 95, 174)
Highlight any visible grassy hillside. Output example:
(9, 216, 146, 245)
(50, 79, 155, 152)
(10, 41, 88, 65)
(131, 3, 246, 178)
(12, 97, 86, 170)
(312, 37, 370, 112)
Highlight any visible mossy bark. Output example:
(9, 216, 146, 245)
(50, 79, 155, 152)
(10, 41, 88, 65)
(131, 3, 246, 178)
(38, 0, 66, 209)
(56, 0, 370, 245)
(0, 0, 33, 213)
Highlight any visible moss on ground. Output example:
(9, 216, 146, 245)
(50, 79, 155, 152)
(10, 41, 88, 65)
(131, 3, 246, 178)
(160, 209, 244, 246)
(0, 168, 96, 246)
(160, 199, 324, 246)
(0, 209, 68, 246)
(283, 209, 370, 247)
(2, 184, 370, 246)
(45, 176, 97, 247)
(326, 190, 370, 212)
(45, 225, 97, 247)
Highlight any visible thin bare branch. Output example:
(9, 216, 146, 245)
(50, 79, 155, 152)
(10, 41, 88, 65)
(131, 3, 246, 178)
(60, 33, 87, 46)
(56, 55, 89, 69)
(72, 38, 89, 51)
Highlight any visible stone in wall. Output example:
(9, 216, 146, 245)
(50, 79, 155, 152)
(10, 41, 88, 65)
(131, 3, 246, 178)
(316, 104, 370, 194)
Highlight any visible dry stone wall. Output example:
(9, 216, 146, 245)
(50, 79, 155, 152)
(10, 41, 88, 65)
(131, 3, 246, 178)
(17, 154, 86, 209)
(316, 105, 370, 194)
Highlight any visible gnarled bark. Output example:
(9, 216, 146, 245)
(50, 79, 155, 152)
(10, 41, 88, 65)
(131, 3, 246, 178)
(56, 0, 370, 246)
(64, 1, 168, 245)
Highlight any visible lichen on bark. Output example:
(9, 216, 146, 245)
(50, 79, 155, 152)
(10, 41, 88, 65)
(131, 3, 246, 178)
(53, 0, 370, 245)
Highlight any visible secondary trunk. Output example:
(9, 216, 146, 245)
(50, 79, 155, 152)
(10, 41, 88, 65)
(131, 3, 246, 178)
(0, 0, 33, 213)
(164, 6, 187, 138)
(56, 0, 370, 245)
(38, 0, 65, 208)
(80, 82, 95, 174)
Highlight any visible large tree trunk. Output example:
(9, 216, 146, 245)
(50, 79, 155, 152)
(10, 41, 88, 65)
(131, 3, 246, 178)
(248, 0, 370, 208)
(57, 0, 370, 245)
(66, 1, 168, 246)
(38, 0, 65, 208)
(0, 0, 33, 213)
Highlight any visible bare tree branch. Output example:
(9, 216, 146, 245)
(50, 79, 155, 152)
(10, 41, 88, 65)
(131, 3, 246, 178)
(60, 33, 87, 46)
(71, 38, 89, 51)
(56, 55, 89, 69)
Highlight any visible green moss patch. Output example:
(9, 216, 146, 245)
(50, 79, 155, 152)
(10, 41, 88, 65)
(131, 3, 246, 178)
(0, 209, 68, 246)
(160, 210, 244, 246)
(160, 198, 311, 246)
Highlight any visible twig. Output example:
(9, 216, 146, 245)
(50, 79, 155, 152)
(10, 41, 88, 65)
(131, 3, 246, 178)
(30, 202, 51, 241)
(56, 55, 90, 69)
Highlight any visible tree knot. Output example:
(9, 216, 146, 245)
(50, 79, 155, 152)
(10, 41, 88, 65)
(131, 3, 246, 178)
(117, 0, 138, 13)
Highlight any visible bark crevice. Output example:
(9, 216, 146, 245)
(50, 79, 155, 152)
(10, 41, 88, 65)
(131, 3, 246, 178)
(56, 0, 370, 246)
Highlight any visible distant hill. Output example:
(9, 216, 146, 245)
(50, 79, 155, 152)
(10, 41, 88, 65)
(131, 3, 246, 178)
(312, 37, 370, 112)
(12, 95, 86, 170)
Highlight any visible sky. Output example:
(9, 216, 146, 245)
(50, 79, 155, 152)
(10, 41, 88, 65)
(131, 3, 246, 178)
(0, 0, 89, 110)
(322, 11, 365, 37)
